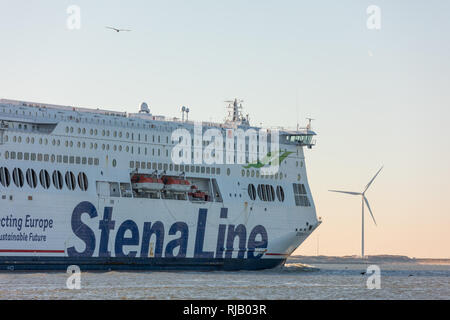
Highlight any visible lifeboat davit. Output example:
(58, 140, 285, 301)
(162, 176, 191, 192)
(131, 175, 164, 191)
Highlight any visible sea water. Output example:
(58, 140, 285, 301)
(0, 260, 448, 299)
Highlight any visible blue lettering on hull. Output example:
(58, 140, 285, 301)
(68, 202, 269, 260)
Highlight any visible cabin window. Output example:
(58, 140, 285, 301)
(276, 186, 285, 202)
(39, 170, 50, 189)
(65, 171, 76, 190)
(248, 184, 256, 200)
(0, 167, 11, 187)
(52, 171, 63, 190)
(293, 183, 311, 207)
(26, 169, 37, 188)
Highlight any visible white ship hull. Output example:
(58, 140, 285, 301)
(0, 98, 320, 271)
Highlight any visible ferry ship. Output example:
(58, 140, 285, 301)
(0, 98, 321, 271)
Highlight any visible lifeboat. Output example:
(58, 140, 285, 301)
(189, 185, 208, 200)
(131, 175, 164, 191)
(162, 176, 191, 192)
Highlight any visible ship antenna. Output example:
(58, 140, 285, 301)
(224, 98, 245, 123)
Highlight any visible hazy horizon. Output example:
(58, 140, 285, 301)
(1, 0, 449, 259)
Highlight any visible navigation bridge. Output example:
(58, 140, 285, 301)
(280, 129, 316, 148)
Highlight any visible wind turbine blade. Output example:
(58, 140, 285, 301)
(364, 166, 383, 193)
(363, 196, 377, 226)
(328, 190, 361, 196)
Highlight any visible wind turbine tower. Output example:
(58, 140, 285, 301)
(329, 166, 383, 258)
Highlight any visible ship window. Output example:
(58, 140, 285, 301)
(52, 171, 64, 190)
(24, 153, 29, 161)
(65, 171, 76, 190)
(44, 154, 49, 162)
(130, 161, 134, 168)
(0, 167, 11, 187)
(206, 167, 210, 174)
(276, 186, 285, 202)
(261, 185, 268, 201)
(57, 155, 62, 163)
(63, 156, 68, 163)
(201, 167, 205, 174)
(37, 154, 43, 161)
(13, 168, 24, 187)
(196, 166, 200, 173)
(94, 158, 99, 165)
(77, 172, 88, 191)
(293, 183, 311, 207)
(257, 184, 262, 200)
(11, 152, 16, 160)
(18, 152, 23, 160)
(163, 163, 168, 171)
(270, 185, 275, 201)
(248, 184, 256, 200)
(158, 163, 162, 170)
(39, 170, 50, 189)
(26, 169, 37, 188)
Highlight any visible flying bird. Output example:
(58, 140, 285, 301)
(105, 26, 131, 33)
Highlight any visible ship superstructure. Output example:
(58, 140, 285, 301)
(0, 98, 320, 270)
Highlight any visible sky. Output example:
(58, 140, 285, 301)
(0, 0, 449, 258)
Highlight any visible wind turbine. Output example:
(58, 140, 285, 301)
(329, 166, 383, 258)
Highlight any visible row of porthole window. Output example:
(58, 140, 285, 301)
(4, 134, 169, 157)
(248, 184, 285, 202)
(3, 151, 99, 166)
(0, 167, 88, 191)
(240, 169, 285, 180)
(1, 107, 212, 132)
(65, 126, 170, 143)
(1, 107, 174, 131)
(130, 161, 221, 175)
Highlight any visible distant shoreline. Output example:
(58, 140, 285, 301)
(288, 255, 450, 265)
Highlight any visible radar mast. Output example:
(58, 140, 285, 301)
(224, 98, 249, 125)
